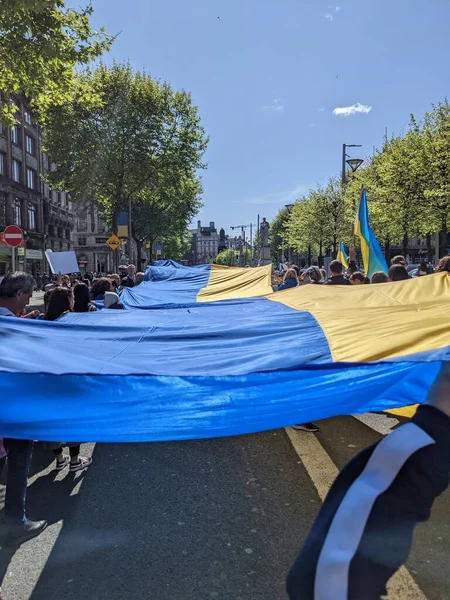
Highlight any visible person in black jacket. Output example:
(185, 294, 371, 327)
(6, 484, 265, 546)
(287, 363, 450, 600)
(324, 260, 350, 285)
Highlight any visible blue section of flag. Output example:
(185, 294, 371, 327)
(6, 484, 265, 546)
(122, 262, 211, 308)
(0, 361, 439, 442)
(117, 212, 129, 226)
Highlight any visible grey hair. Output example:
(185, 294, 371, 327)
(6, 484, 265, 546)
(0, 272, 36, 298)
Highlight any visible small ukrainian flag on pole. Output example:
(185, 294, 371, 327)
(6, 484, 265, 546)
(354, 188, 388, 278)
(336, 242, 349, 269)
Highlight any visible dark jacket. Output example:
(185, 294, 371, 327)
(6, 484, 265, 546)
(287, 405, 450, 600)
(278, 278, 298, 291)
(324, 274, 350, 285)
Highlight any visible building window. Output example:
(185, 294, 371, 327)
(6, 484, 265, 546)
(25, 135, 35, 155)
(0, 152, 4, 176)
(12, 159, 21, 183)
(78, 236, 87, 246)
(0, 195, 6, 225)
(13, 198, 22, 226)
(26, 167, 36, 189)
(24, 111, 32, 125)
(11, 125, 20, 145)
(77, 216, 87, 231)
(28, 203, 36, 230)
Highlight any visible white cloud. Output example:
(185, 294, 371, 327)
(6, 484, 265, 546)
(263, 98, 284, 112)
(332, 102, 372, 117)
(234, 184, 313, 206)
(325, 13, 333, 21)
(335, 5, 342, 11)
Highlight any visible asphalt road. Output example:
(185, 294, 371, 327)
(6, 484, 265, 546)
(0, 415, 449, 600)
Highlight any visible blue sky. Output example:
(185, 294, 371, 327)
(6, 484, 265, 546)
(84, 0, 450, 233)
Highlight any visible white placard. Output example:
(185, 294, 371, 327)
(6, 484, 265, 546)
(45, 250, 79, 275)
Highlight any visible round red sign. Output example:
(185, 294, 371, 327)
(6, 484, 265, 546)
(4, 225, 24, 248)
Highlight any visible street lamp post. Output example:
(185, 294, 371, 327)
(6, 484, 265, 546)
(341, 144, 363, 185)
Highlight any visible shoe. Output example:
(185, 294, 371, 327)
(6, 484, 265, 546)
(55, 456, 70, 471)
(1, 518, 47, 547)
(69, 456, 92, 472)
(292, 422, 320, 433)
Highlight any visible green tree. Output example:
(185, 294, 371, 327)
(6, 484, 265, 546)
(0, 0, 112, 125)
(215, 247, 253, 266)
(44, 62, 208, 254)
(414, 101, 450, 256)
(269, 207, 290, 262)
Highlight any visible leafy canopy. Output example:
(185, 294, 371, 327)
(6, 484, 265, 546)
(0, 0, 112, 124)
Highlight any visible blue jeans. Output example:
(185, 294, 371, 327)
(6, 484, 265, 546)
(1, 439, 33, 523)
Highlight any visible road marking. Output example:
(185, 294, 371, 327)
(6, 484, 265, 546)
(285, 427, 427, 600)
(353, 412, 400, 435)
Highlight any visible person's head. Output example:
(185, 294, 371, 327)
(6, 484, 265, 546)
(371, 271, 389, 284)
(329, 260, 344, 277)
(82, 278, 91, 288)
(61, 275, 71, 287)
(121, 277, 129, 288)
(43, 289, 54, 311)
(436, 256, 450, 273)
(118, 265, 127, 278)
(0, 272, 36, 316)
(44, 286, 74, 321)
(391, 255, 407, 267)
(291, 265, 300, 276)
(127, 264, 136, 277)
(110, 274, 121, 288)
(73, 282, 92, 312)
(284, 269, 297, 282)
(135, 272, 145, 285)
(306, 266, 323, 284)
(388, 265, 410, 282)
(349, 271, 366, 285)
(417, 260, 429, 277)
(91, 277, 113, 298)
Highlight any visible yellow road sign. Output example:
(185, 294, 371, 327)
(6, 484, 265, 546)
(106, 234, 121, 251)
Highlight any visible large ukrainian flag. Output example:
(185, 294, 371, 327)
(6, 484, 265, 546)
(0, 260, 448, 442)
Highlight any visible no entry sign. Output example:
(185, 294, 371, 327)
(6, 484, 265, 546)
(3, 225, 24, 248)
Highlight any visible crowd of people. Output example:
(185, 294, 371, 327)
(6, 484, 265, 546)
(274, 252, 448, 291)
(0, 263, 145, 547)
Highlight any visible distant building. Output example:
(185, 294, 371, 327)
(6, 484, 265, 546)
(0, 97, 76, 276)
(73, 201, 112, 273)
(190, 220, 220, 265)
(0, 97, 44, 275)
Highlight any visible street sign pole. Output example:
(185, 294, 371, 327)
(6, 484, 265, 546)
(11, 247, 15, 273)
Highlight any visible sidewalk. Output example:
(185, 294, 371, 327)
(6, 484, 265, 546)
(27, 290, 45, 312)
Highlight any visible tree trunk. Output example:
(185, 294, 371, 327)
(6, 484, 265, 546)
(318, 240, 323, 268)
(426, 233, 433, 262)
(440, 217, 447, 258)
(402, 232, 408, 258)
(307, 245, 312, 266)
(136, 239, 143, 269)
(384, 237, 390, 263)
(333, 235, 337, 258)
